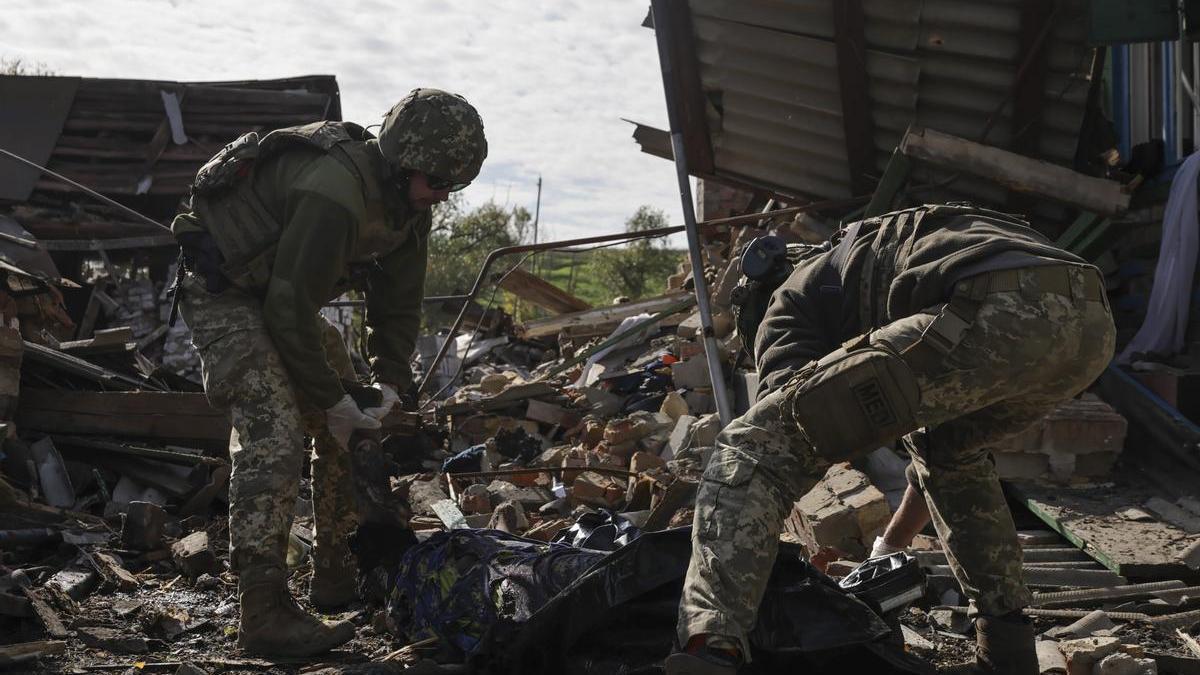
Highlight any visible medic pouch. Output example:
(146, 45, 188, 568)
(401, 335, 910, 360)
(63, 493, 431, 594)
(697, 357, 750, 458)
(785, 337, 921, 462)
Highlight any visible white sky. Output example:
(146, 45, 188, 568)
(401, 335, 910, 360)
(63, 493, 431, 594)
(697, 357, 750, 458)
(0, 0, 688, 243)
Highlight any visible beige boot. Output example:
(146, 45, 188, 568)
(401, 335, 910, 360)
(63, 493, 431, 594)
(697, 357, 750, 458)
(310, 556, 358, 612)
(237, 564, 355, 656)
(942, 612, 1038, 674)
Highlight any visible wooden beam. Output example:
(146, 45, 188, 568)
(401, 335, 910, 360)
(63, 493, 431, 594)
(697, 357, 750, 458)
(516, 293, 694, 340)
(832, 0, 876, 196)
(40, 234, 177, 251)
(17, 389, 230, 443)
(651, 0, 715, 175)
(497, 268, 591, 315)
(900, 126, 1131, 215)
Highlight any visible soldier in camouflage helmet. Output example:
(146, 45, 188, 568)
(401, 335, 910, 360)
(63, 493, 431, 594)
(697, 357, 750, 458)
(668, 205, 1115, 675)
(170, 88, 485, 657)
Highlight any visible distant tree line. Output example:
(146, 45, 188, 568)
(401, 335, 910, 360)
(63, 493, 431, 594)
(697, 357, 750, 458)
(423, 198, 682, 328)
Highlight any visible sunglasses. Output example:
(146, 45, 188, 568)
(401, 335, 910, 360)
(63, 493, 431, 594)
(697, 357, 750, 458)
(426, 174, 471, 192)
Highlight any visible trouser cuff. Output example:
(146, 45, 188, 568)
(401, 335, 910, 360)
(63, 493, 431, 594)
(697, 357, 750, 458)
(677, 609, 753, 663)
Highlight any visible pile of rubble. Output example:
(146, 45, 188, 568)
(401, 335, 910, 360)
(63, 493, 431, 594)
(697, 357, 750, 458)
(2, 198, 1200, 673)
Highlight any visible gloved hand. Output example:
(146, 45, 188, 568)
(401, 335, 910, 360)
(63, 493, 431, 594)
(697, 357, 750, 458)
(362, 383, 400, 421)
(325, 393, 382, 449)
(869, 535, 905, 558)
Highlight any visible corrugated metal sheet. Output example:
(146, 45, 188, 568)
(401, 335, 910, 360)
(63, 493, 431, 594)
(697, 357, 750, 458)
(637, 0, 1094, 207)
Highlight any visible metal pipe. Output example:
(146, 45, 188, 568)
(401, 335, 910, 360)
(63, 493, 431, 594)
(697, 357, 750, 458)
(0, 147, 171, 233)
(651, 0, 733, 426)
(412, 195, 874, 396)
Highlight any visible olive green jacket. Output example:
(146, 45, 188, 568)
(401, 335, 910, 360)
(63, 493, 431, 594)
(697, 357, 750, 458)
(753, 206, 1088, 398)
(176, 146, 429, 409)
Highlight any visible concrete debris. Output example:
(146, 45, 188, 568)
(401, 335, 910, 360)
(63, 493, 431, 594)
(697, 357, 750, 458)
(786, 463, 891, 560)
(0, 68, 1184, 674)
(170, 531, 219, 579)
(992, 395, 1127, 483)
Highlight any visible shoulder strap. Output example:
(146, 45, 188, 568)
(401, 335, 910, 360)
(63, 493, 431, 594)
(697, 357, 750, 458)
(816, 218, 865, 349)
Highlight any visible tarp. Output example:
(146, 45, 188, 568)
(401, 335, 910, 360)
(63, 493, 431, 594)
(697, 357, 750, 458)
(389, 527, 926, 674)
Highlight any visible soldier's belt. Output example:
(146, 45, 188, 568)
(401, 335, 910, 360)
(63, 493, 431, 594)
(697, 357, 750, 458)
(958, 265, 1104, 302)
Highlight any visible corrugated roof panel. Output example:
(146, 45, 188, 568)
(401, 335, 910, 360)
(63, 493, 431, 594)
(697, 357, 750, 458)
(637, 0, 1094, 210)
(689, 12, 919, 200)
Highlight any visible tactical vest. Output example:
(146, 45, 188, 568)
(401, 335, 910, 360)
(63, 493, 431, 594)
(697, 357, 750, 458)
(731, 204, 1035, 359)
(189, 121, 413, 291)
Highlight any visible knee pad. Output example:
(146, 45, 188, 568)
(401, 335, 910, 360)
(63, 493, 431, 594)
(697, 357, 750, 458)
(786, 345, 921, 462)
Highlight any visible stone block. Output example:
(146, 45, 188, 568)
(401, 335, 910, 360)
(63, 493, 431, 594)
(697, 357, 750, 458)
(664, 415, 698, 461)
(786, 463, 890, 559)
(459, 484, 492, 515)
(122, 501, 168, 550)
(1059, 637, 1120, 675)
(485, 480, 553, 509)
(487, 501, 528, 534)
(671, 357, 711, 390)
(660, 391, 689, 420)
(171, 531, 220, 579)
(630, 451, 667, 474)
(571, 471, 625, 509)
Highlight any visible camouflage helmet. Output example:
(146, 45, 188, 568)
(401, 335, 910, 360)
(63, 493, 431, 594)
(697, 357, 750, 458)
(377, 88, 487, 188)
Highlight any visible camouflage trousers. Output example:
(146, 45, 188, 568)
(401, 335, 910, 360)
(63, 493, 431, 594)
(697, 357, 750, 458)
(178, 272, 360, 574)
(678, 265, 1115, 657)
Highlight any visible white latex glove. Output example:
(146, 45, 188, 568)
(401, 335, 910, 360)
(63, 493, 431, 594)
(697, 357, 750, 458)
(362, 383, 400, 421)
(869, 535, 905, 558)
(325, 393, 381, 449)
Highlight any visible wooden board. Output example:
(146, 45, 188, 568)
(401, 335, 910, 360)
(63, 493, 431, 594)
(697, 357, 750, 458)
(517, 293, 693, 339)
(17, 389, 230, 443)
(900, 126, 1130, 215)
(1008, 481, 1199, 579)
(497, 268, 591, 315)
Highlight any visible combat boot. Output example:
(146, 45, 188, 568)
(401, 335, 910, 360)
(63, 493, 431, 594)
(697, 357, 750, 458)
(310, 557, 358, 612)
(664, 635, 743, 675)
(237, 563, 355, 656)
(943, 612, 1038, 674)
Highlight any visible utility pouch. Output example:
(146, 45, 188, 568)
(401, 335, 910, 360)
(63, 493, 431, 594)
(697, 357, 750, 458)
(786, 346, 921, 462)
(192, 132, 261, 195)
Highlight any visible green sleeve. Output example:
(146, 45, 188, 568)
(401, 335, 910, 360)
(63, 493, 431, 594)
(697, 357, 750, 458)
(262, 190, 356, 410)
(366, 212, 430, 390)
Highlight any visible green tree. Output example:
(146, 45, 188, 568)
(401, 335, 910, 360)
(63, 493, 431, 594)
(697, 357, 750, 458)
(594, 206, 681, 300)
(424, 197, 532, 319)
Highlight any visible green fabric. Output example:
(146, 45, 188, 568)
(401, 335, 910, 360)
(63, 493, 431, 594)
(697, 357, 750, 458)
(754, 207, 1088, 397)
(180, 145, 428, 409)
(366, 210, 431, 392)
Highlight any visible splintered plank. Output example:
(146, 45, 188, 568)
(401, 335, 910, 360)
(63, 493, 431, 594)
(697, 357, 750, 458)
(498, 268, 592, 315)
(1008, 481, 1197, 579)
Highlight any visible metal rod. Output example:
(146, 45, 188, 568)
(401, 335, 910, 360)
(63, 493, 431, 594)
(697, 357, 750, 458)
(413, 196, 873, 396)
(651, 0, 733, 426)
(0, 147, 171, 233)
(1030, 580, 1188, 607)
(416, 225, 682, 395)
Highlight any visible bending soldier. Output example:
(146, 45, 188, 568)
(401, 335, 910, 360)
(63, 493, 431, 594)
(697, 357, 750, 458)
(171, 89, 486, 656)
(668, 205, 1115, 675)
